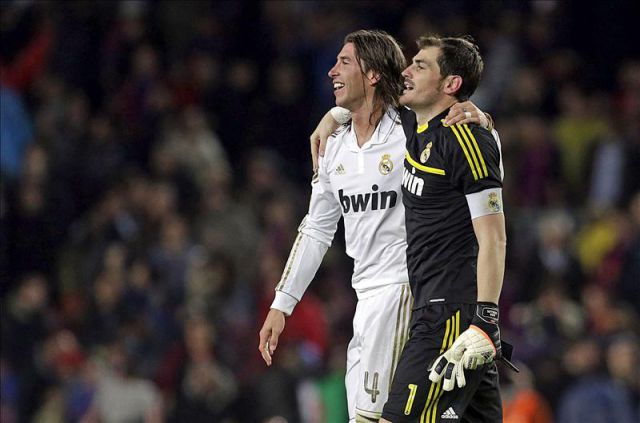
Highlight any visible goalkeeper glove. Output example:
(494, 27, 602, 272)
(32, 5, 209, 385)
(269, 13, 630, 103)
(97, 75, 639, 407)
(428, 302, 518, 391)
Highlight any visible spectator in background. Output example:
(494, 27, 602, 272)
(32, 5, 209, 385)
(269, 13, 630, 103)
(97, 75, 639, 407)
(0, 86, 34, 181)
(590, 209, 637, 292)
(253, 248, 329, 421)
(553, 85, 609, 205)
(185, 251, 235, 324)
(605, 334, 640, 409)
(77, 114, 126, 207)
(1, 274, 51, 421)
(557, 338, 637, 423)
(618, 192, 640, 313)
(575, 211, 624, 281)
(160, 106, 230, 198)
(240, 148, 299, 218)
(32, 330, 93, 423)
(195, 165, 260, 286)
(251, 60, 313, 179)
(588, 123, 626, 210)
(499, 67, 548, 117)
(214, 58, 260, 163)
(616, 62, 640, 202)
(121, 255, 173, 363)
(512, 115, 562, 208)
(5, 151, 59, 290)
(170, 316, 237, 422)
(510, 281, 585, 362)
(472, 11, 522, 110)
(0, 355, 19, 423)
(81, 339, 163, 423)
(507, 281, 585, 412)
(501, 363, 553, 423)
(580, 284, 636, 337)
(519, 210, 583, 302)
(143, 181, 181, 240)
(113, 43, 164, 163)
(148, 214, 197, 310)
(0, 4, 51, 181)
(83, 245, 128, 346)
(100, 0, 150, 95)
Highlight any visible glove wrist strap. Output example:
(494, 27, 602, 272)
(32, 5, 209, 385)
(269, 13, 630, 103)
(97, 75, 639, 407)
(471, 302, 500, 349)
(472, 302, 499, 330)
(473, 303, 521, 373)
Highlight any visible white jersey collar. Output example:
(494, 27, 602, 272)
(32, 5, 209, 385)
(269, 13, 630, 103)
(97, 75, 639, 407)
(345, 107, 400, 152)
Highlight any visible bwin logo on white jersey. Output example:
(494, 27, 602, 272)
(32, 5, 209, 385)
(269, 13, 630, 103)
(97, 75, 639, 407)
(338, 184, 398, 213)
(402, 167, 424, 196)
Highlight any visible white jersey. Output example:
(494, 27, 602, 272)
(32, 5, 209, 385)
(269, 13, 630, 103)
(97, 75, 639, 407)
(272, 108, 409, 314)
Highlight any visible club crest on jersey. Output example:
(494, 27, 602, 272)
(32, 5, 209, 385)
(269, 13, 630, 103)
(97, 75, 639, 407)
(420, 142, 433, 163)
(379, 154, 393, 175)
(488, 192, 502, 212)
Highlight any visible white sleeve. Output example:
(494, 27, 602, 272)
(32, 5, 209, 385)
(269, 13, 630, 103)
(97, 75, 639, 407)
(271, 158, 342, 315)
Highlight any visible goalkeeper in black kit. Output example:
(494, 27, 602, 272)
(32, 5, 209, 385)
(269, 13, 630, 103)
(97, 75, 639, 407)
(377, 35, 518, 423)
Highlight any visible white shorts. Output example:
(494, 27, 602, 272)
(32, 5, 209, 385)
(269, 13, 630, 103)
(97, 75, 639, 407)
(346, 283, 413, 422)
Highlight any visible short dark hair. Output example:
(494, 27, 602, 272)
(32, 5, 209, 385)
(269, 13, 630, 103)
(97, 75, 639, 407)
(344, 30, 407, 110)
(417, 35, 483, 101)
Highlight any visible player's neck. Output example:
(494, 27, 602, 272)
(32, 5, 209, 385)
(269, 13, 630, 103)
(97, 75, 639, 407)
(351, 100, 384, 147)
(414, 98, 457, 128)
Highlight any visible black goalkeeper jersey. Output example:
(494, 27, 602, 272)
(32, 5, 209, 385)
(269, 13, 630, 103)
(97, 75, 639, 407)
(399, 107, 503, 308)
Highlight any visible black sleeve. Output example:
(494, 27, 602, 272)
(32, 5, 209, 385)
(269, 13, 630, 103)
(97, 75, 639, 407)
(399, 107, 417, 140)
(444, 124, 502, 194)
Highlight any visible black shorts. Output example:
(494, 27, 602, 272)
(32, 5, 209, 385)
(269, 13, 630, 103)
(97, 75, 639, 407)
(381, 303, 502, 423)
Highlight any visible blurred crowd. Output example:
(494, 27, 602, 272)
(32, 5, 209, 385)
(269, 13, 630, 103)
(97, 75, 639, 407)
(1, 1, 639, 422)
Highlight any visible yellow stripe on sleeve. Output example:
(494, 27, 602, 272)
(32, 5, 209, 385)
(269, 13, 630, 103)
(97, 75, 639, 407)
(463, 124, 488, 178)
(449, 125, 479, 180)
(456, 124, 483, 178)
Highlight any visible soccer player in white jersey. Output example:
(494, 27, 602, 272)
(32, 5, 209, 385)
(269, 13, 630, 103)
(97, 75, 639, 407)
(258, 30, 488, 422)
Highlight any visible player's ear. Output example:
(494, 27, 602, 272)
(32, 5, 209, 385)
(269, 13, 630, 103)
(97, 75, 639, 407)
(443, 75, 462, 96)
(367, 70, 381, 86)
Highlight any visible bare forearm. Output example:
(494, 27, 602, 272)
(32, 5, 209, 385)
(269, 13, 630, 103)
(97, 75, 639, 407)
(476, 238, 505, 304)
(472, 213, 506, 304)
